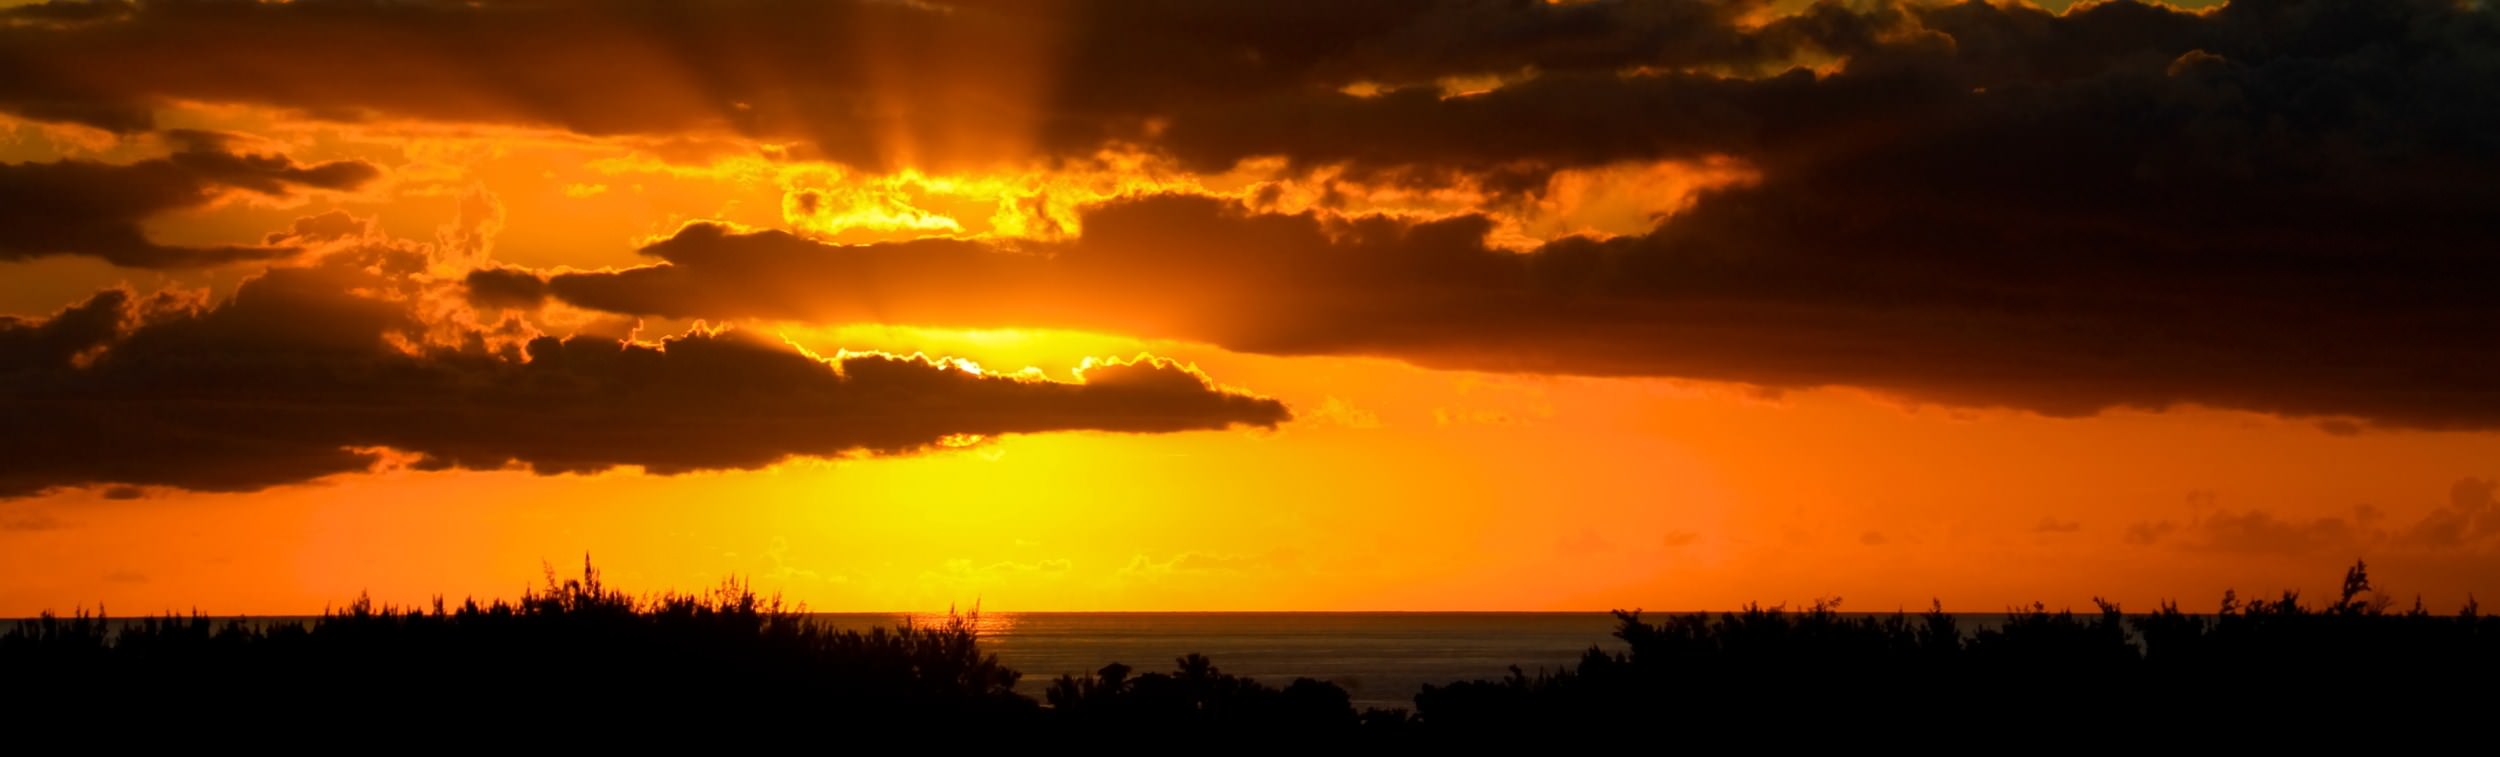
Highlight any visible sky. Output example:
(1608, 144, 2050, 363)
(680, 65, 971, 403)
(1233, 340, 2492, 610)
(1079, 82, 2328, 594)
(3, 0, 2497, 615)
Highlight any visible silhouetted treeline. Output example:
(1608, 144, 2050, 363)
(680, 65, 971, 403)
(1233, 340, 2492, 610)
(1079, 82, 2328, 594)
(6, 560, 2493, 739)
(1416, 561, 2497, 736)
(1, 560, 1035, 737)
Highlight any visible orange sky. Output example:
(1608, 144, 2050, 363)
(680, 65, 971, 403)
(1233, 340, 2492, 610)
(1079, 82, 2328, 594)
(3, 0, 2495, 616)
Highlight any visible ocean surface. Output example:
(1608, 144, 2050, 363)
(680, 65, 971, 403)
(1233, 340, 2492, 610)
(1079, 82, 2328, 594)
(26, 611, 2071, 712)
(816, 612, 1622, 711)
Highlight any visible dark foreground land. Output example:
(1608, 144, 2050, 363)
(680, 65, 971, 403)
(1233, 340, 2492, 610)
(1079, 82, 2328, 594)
(3, 561, 2492, 741)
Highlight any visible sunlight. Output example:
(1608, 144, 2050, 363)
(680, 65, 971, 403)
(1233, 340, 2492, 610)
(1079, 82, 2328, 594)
(5, 1, 2495, 702)
(902, 609, 1021, 637)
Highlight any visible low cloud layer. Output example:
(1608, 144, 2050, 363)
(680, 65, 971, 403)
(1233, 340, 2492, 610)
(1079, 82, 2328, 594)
(520, 184, 2500, 428)
(0, 249, 1287, 498)
(2127, 478, 2500, 559)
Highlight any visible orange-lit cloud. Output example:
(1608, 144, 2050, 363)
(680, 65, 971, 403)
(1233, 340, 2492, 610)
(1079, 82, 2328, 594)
(512, 183, 2500, 430)
(0, 130, 377, 266)
(0, 0, 2220, 179)
(0, 229, 1287, 497)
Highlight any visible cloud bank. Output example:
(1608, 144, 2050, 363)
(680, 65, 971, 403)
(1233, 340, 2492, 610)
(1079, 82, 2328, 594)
(0, 247, 1287, 498)
(516, 182, 2500, 429)
(0, 131, 379, 266)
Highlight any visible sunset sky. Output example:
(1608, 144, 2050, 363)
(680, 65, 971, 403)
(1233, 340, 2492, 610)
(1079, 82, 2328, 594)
(4, 0, 2497, 616)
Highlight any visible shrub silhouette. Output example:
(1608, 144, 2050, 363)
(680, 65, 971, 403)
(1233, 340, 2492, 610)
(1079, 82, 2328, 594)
(5, 558, 2491, 739)
(1414, 561, 2496, 736)
(1, 558, 1034, 736)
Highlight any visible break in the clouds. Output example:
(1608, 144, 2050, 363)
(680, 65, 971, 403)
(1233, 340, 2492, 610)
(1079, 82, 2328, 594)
(0, 248, 1287, 498)
(0, 131, 379, 267)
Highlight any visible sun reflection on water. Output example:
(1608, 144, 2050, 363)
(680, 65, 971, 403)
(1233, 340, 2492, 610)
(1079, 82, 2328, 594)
(901, 610, 1021, 637)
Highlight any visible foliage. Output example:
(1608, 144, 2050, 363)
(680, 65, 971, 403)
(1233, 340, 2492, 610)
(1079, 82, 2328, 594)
(5, 558, 2491, 739)
(1412, 560, 2497, 736)
(0, 557, 1031, 736)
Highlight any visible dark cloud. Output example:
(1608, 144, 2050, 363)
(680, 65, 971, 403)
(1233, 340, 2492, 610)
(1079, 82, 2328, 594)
(262, 209, 371, 247)
(0, 139, 380, 267)
(0, 511, 66, 532)
(0, 0, 1266, 168)
(2128, 482, 2500, 556)
(2123, 510, 2345, 553)
(463, 266, 553, 310)
(0, 1, 2485, 178)
(0, 286, 129, 367)
(1155, 0, 2499, 182)
(2402, 478, 2500, 549)
(14, 0, 2454, 187)
(0, 259, 1287, 499)
(1, 0, 135, 26)
(0, 0, 2386, 177)
(534, 182, 2500, 428)
(2124, 520, 2178, 546)
(0, 0, 1852, 171)
(2192, 506, 2383, 556)
(2035, 518, 2083, 534)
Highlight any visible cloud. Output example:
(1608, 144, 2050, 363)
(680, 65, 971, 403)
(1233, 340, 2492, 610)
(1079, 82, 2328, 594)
(1, 1, 135, 27)
(0, 135, 380, 267)
(1304, 396, 1382, 429)
(0, 1, 2477, 180)
(463, 266, 553, 310)
(2192, 507, 2384, 557)
(2127, 481, 2500, 557)
(1116, 550, 1294, 579)
(0, 510, 66, 532)
(0, 253, 1287, 498)
(2035, 518, 2083, 534)
(1557, 528, 1614, 555)
(2124, 520, 2178, 546)
(0, 0, 1828, 170)
(2402, 478, 2500, 549)
(532, 180, 2500, 428)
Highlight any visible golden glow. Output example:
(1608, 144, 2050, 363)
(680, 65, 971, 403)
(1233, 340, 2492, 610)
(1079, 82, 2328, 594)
(5, 107, 2487, 614)
(0, 0, 2488, 618)
(9, 341, 2493, 614)
(1437, 70, 1537, 99)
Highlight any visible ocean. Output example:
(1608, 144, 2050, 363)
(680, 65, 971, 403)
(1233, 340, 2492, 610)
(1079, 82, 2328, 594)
(28, 610, 2068, 712)
(817, 612, 1623, 711)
